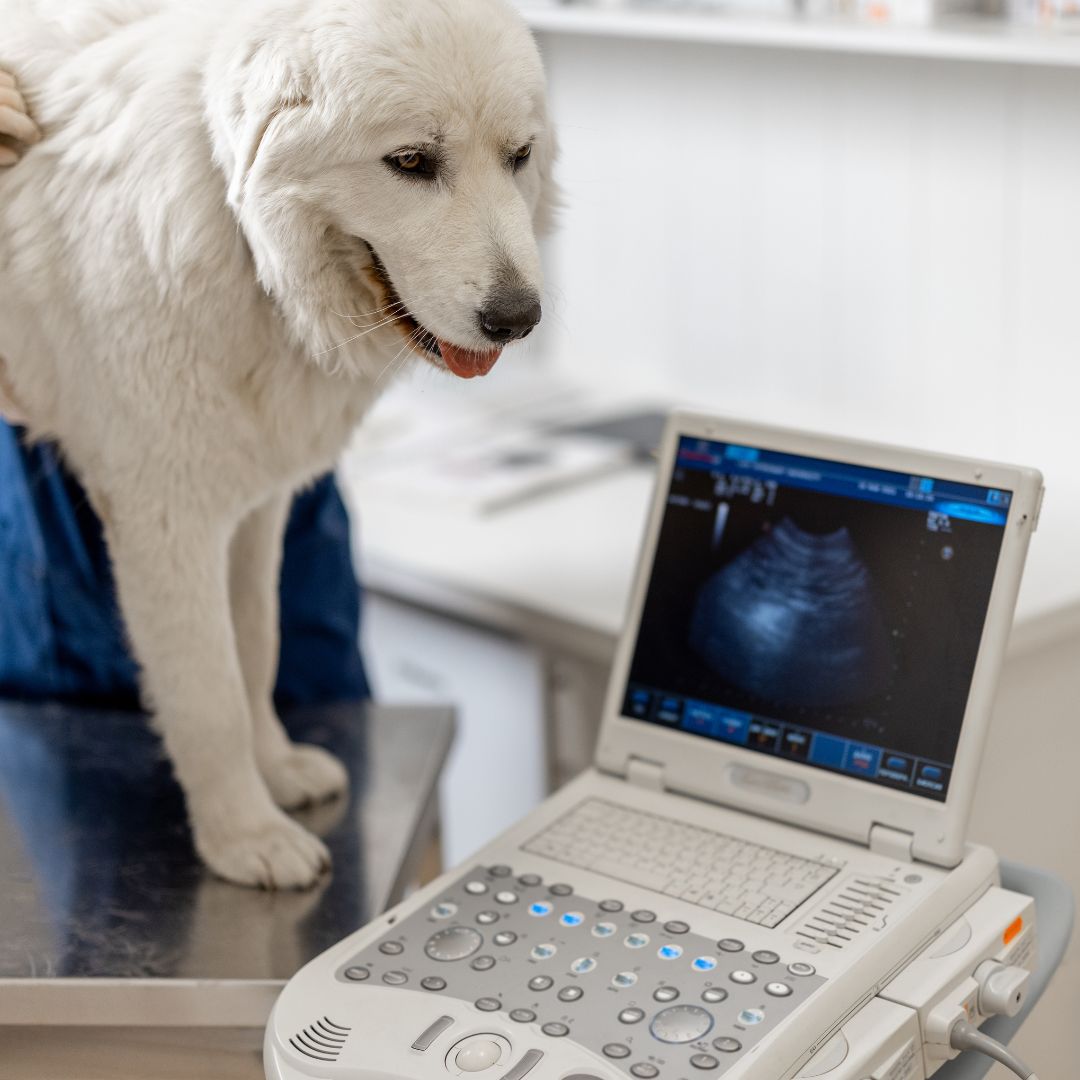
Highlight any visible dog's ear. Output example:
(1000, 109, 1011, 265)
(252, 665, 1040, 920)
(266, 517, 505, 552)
(207, 28, 313, 211)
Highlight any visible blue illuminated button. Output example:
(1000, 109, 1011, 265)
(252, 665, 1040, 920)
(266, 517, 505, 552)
(915, 762, 949, 793)
(570, 957, 598, 975)
(612, 971, 638, 988)
(738, 1008, 765, 1026)
(625, 933, 650, 949)
(658, 944, 683, 960)
(531, 944, 557, 960)
(431, 902, 457, 919)
(529, 901, 553, 917)
(560, 912, 585, 927)
(692, 957, 718, 972)
(844, 743, 881, 777)
(592, 922, 617, 938)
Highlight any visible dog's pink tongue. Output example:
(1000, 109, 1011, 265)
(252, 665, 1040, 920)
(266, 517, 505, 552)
(438, 340, 502, 379)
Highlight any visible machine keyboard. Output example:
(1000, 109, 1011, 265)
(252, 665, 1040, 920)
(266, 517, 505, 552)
(336, 863, 827, 1078)
(523, 800, 841, 928)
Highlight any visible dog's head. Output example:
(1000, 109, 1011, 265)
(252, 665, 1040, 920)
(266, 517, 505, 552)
(206, 0, 555, 380)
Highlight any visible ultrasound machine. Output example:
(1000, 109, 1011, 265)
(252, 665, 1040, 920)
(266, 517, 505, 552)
(265, 413, 1046, 1080)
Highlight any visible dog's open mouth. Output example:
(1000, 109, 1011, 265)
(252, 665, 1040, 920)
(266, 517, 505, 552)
(361, 247, 502, 379)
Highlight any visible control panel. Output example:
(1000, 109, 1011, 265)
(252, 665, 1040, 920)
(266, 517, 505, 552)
(311, 863, 826, 1078)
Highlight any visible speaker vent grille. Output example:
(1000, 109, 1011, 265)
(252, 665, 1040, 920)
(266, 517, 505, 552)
(289, 1017, 351, 1062)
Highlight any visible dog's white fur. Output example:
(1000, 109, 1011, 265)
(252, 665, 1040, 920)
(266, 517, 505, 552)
(0, 0, 554, 887)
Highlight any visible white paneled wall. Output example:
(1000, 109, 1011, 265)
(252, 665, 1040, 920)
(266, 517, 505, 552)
(532, 34, 1080, 616)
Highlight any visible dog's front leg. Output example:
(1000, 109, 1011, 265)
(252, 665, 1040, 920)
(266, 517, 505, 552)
(105, 498, 330, 889)
(230, 493, 349, 809)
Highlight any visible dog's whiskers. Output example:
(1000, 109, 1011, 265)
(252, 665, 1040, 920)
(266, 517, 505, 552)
(374, 326, 424, 388)
(315, 312, 408, 357)
(330, 300, 407, 325)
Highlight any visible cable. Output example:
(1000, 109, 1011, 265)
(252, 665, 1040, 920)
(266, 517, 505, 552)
(949, 1019, 1038, 1079)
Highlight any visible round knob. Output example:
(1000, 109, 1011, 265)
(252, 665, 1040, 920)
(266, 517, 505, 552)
(649, 1005, 714, 1044)
(455, 1040, 502, 1072)
(425, 926, 483, 962)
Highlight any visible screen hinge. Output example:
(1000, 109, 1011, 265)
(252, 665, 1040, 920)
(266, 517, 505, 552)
(869, 823, 915, 862)
(627, 756, 665, 792)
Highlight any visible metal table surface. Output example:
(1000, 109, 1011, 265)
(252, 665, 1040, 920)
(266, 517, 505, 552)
(0, 698, 455, 1027)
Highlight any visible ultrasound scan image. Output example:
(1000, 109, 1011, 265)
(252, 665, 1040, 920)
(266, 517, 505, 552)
(689, 518, 892, 708)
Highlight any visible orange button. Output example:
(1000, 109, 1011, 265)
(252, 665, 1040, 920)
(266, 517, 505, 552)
(1003, 915, 1023, 945)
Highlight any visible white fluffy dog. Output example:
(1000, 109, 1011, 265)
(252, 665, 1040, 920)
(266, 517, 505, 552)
(0, 0, 555, 888)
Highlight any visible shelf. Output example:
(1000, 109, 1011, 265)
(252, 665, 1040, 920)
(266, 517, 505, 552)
(521, 2, 1080, 67)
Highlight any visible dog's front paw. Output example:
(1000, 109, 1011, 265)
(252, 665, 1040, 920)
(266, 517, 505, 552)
(195, 808, 331, 890)
(260, 743, 349, 810)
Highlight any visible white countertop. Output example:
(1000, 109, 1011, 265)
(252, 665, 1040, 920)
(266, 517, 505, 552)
(341, 372, 1080, 661)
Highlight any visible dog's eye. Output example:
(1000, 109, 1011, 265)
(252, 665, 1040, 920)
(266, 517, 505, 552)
(512, 143, 532, 171)
(385, 150, 436, 178)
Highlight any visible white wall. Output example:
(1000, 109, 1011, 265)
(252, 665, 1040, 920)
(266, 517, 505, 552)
(531, 32, 1080, 618)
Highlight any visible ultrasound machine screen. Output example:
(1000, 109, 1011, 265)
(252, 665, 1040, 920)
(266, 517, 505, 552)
(622, 437, 1010, 801)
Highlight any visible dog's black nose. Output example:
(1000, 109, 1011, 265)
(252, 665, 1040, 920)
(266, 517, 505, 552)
(478, 290, 542, 344)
